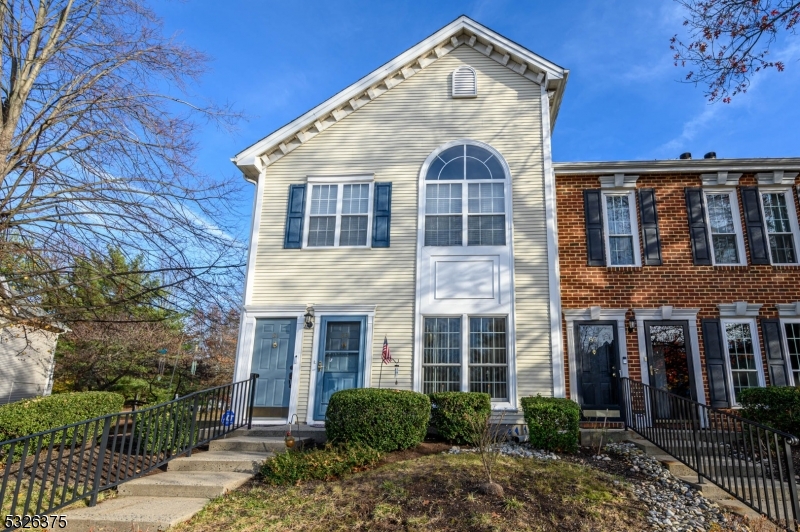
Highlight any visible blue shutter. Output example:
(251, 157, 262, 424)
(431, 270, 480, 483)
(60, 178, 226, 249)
(284, 184, 306, 249)
(372, 182, 392, 248)
(583, 189, 606, 266)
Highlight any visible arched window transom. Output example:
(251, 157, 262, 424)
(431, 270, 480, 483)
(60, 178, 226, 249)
(423, 143, 508, 247)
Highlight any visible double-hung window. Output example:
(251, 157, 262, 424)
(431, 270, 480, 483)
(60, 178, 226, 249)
(720, 319, 765, 405)
(424, 144, 507, 247)
(601, 191, 640, 266)
(422, 315, 509, 401)
(703, 190, 746, 265)
(760, 189, 800, 264)
(305, 180, 372, 247)
(783, 319, 800, 386)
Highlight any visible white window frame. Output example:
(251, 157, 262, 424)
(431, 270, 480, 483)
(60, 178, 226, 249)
(758, 186, 800, 265)
(781, 318, 800, 387)
(720, 318, 766, 407)
(702, 188, 747, 266)
(600, 190, 641, 267)
(421, 313, 512, 406)
(303, 175, 374, 249)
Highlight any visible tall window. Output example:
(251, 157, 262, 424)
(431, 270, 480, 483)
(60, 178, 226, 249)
(602, 192, 640, 266)
(721, 320, 763, 404)
(761, 191, 799, 264)
(422, 315, 508, 401)
(785, 321, 800, 386)
(704, 190, 745, 265)
(306, 182, 372, 247)
(424, 144, 507, 247)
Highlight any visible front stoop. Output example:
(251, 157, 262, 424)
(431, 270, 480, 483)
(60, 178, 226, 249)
(209, 436, 313, 453)
(62, 443, 276, 531)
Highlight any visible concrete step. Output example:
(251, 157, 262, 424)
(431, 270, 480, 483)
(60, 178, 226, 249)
(208, 436, 313, 453)
(234, 426, 327, 443)
(168, 451, 272, 473)
(678, 476, 732, 500)
(117, 471, 252, 499)
(62, 496, 209, 531)
(660, 459, 696, 477)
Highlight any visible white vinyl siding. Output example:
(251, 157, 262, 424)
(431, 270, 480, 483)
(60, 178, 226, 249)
(248, 46, 548, 422)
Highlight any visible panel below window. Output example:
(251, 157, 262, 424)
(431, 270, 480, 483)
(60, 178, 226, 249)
(425, 215, 462, 246)
(467, 215, 505, 246)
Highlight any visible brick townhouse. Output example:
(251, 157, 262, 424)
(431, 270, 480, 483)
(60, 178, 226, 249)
(554, 155, 800, 420)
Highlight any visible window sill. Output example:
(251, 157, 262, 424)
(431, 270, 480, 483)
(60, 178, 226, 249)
(303, 245, 372, 250)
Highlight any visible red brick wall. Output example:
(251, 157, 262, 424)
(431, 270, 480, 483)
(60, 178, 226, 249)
(556, 173, 800, 403)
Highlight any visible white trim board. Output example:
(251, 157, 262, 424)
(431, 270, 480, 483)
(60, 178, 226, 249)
(563, 308, 629, 402)
(633, 307, 705, 405)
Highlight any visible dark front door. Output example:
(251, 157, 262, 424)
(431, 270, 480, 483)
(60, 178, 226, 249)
(575, 322, 620, 418)
(251, 319, 296, 419)
(645, 321, 696, 403)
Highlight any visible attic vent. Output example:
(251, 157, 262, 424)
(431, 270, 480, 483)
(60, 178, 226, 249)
(452, 66, 477, 98)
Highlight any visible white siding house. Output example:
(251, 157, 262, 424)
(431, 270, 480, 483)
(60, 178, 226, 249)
(0, 324, 60, 404)
(232, 16, 568, 426)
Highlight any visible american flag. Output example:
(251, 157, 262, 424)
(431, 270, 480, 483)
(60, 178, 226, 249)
(382, 336, 392, 364)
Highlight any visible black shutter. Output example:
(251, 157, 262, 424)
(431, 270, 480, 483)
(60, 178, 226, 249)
(284, 184, 306, 249)
(741, 187, 770, 265)
(702, 319, 731, 408)
(372, 182, 392, 248)
(638, 188, 662, 266)
(583, 189, 605, 266)
(761, 319, 789, 386)
(685, 188, 712, 265)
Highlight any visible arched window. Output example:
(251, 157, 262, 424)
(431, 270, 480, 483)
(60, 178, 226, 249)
(423, 142, 508, 247)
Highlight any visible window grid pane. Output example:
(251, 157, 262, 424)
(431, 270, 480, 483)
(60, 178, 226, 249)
(468, 183, 505, 213)
(310, 185, 337, 215)
(469, 317, 507, 400)
(706, 193, 739, 264)
(342, 184, 369, 214)
(308, 216, 335, 247)
(786, 323, 800, 385)
(339, 215, 368, 246)
(425, 215, 462, 246)
(426, 184, 462, 214)
(762, 192, 797, 263)
(724, 322, 759, 403)
(467, 215, 505, 246)
(423, 318, 461, 394)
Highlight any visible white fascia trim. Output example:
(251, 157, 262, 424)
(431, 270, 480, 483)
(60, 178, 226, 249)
(633, 307, 705, 405)
(306, 308, 376, 426)
(233, 16, 568, 176)
(234, 310, 306, 426)
(777, 302, 800, 317)
(598, 174, 639, 189)
(554, 159, 800, 175)
(717, 302, 762, 317)
(563, 308, 629, 402)
(756, 171, 799, 186)
(541, 86, 564, 398)
(242, 167, 266, 307)
(701, 172, 743, 187)
(307, 174, 374, 183)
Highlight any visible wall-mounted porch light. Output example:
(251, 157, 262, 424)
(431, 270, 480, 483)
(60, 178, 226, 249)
(304, 306, 315, 329)
(627, 318, 637, 333)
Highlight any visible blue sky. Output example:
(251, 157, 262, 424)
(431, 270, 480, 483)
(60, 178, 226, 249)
(153, 0, 800, 231)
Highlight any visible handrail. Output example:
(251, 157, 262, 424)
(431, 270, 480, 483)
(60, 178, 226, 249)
(621, 377, 800, 530)
(0, 374, 260, 530)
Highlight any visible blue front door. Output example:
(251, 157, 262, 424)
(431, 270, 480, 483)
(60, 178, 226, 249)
(313, 317, 366, 421)
(252, 319, 296, 415)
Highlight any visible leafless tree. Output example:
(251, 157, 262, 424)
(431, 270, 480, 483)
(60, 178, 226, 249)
(0, 0, 245, 328)
(671, 0, 800, 102)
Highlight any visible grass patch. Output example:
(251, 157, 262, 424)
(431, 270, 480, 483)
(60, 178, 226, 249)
(261, 443, 382, 485)
(175, 452, 649, 532)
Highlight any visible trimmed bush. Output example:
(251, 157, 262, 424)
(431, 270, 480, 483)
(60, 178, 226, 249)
(261, 443, 382, 485)
(429, 391, 491, 444)
(739, 386, 800, 437)
(325, 388, 430, 452)
(521, 395, 581, 453)
(0, 392, 125, 443)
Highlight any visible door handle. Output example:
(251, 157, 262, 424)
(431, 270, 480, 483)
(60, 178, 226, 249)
(317, 362, 323, 371)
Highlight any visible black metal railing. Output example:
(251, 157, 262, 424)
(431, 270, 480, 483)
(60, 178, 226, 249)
(0, 374, 258, 529)
(621, 377, 800, 529)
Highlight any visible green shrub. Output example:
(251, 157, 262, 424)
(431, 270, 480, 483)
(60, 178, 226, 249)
(0, 392, 125, 443)
(325, 388, 430, 452)
(133, 402, 197, 453)
(739, 386, 800, 437)
(261, 443, 383, 485)
(521, 395, 581, 453)
(429, 391, 491, 444)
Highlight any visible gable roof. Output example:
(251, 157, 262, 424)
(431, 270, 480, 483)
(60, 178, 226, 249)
(233, 15, 569, 179)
